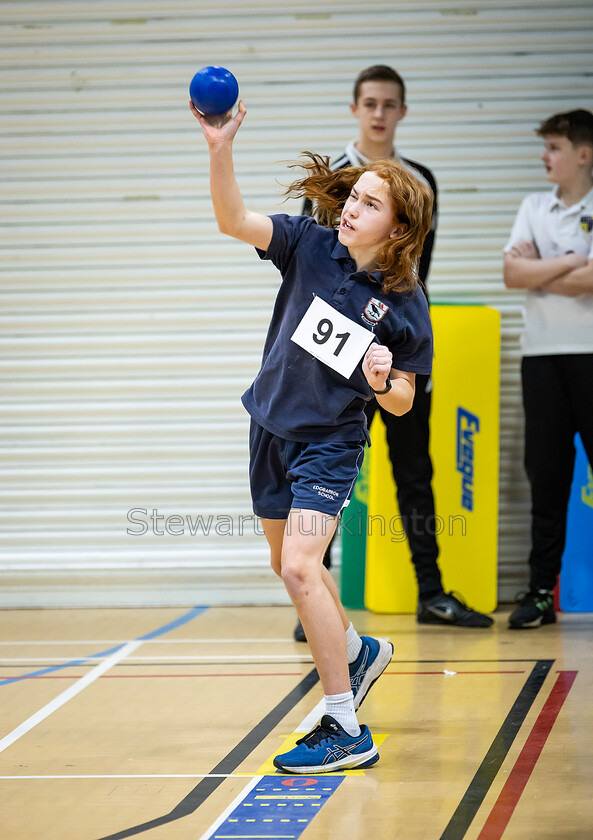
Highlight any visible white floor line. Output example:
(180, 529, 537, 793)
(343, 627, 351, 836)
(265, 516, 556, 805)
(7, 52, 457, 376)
(0, 654, 313, 664)
(0, 657, 117, 663)
(126, 654, 312, 661)
(0, 640, 142, 754)
(195, 683, 325, 839)
(294, 699, 325, 734)
(0, 638, 296, 646)
(0, 642, 126, 647)
(0, 773, 243, 780)
(196, 774, 263, 840)
(149, 638, 294, 644)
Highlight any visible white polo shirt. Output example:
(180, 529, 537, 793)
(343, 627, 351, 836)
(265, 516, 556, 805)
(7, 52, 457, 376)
(504, 186, 593, 356)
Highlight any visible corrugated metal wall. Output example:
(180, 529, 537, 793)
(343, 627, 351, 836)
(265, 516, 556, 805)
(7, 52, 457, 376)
(1, 0, 592, 606)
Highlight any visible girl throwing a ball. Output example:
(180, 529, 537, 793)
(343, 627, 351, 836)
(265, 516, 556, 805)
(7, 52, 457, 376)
(190, 97, 433, 773)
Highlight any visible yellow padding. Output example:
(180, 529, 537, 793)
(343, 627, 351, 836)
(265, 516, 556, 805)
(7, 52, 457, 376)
(365, 305, 500, 614)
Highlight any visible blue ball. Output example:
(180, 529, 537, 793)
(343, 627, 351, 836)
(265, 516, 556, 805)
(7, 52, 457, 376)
(189, 66, 239, 116)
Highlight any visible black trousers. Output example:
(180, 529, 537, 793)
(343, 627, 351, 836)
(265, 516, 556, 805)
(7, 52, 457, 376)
(321, 374, 442, 597)
(363, 374, 442, 598)
(522, 354, 593, 591)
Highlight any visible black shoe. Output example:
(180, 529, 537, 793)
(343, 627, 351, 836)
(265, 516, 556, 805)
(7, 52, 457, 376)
(417, 591, 494, 627)
(293, 619, 307, 642)
(509, 590, 556, 629)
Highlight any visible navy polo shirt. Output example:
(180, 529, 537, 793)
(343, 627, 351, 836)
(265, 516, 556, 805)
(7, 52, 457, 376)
(241, 214, 433, 443)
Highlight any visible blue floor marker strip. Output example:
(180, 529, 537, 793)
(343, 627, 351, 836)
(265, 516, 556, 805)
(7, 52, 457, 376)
(135, 605, 208, 641)
(0, 605, 208, 687)
(209, 775, 344, 839)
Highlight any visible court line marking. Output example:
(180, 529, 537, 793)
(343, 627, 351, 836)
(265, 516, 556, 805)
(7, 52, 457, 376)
(476, 670, 578, 840)
(0, 639, 295, 646)
(0, 654, 129, 664)
(0, 672, 308, 680)
(198, 660, 380, 838)
(0, 605, 208, 687)
(0, 774, 246, 780)
(0, 670, 529, 688)
(0, 641, 141, 754)
(195, 698, 325, 840)
(0, 654, 545, 661)
(196, 776, 263, 840)
(0, 655, 315, 664)
(0, 607, 209, 751)
(439, 659, 554, 840)
(294, 699, 324, 734)
(94, 668, 320, 840)
(4, 654, 558, 836)
(197, 682, 364, 839)
(383, 670, 528, 676)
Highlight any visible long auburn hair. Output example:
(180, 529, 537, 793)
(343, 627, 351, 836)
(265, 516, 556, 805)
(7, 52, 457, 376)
(285, 153, 433, 294)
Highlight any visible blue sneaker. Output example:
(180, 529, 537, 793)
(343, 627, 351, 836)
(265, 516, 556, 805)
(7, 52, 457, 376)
(350, 635, 393, 710)
(273, 715, 378, 774)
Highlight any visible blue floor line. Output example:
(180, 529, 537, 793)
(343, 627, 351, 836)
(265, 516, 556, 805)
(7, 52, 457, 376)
(136, 605, 208, 641)
(0, 605, 208, 687)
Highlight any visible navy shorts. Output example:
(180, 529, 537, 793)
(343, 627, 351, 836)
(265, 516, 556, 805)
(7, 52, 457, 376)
(248, 420, 365, 519)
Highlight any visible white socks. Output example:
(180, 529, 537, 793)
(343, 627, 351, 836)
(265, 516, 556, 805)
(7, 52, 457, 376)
(324, 625, 363, 736)
(346, 622, 363, 663)
(324, 691, 360, 736)
(319, 625, 364, 735)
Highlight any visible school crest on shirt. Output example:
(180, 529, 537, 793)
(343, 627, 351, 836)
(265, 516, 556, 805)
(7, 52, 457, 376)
(362, 297, 389, 327)
(580, 215, 593, 233)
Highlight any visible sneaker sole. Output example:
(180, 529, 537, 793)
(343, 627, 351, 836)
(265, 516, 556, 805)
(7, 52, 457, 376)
(417, 610, 494, 628)
(273, 744, 379, 774)
(509, 611, 556, 630)
(353, 639, 394, 711)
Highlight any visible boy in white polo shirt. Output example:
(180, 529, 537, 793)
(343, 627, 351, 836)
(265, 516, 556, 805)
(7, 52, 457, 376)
(503, 108, 593, 629)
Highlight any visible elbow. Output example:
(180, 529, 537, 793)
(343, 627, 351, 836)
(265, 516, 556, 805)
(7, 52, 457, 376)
(503, 255, 522, 289)
(393, 379, 415, 416)
(216, 211, 246, 240)
(502, 263, 515, 289)
(394, 398, 414, 417)
(217, 219, 234, 237)
(503, 268, 520, 290)
(386, 389, 415, 417)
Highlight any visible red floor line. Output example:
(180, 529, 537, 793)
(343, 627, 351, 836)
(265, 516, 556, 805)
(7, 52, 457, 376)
(5, 669, 527, 680)
(477, 670, 578, 840)
(385, 670, 526, 675)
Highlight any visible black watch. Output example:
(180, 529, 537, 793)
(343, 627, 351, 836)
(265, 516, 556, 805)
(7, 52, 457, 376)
(371, 378, 392, 395)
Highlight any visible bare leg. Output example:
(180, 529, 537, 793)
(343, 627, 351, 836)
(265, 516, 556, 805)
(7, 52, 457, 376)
(321, 565, 350, 632)
(261, 517, 286, 578)
(262, 517, 350, 632)
(280, 508, 350, 696)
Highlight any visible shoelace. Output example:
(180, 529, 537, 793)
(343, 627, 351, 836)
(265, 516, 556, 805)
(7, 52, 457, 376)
(296, 722, 338, 749)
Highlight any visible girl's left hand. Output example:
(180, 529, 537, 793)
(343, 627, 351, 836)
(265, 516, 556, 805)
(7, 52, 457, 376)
(363, 344, 393, 391)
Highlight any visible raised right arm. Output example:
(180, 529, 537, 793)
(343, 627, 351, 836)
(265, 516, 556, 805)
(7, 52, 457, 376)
(190, 100, 273, 252)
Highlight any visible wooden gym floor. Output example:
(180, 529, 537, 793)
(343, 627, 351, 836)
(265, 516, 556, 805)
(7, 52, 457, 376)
(1, 605, 592, 840)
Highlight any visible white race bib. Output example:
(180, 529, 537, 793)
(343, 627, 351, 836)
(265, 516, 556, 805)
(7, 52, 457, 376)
(290, 296, 375, 379)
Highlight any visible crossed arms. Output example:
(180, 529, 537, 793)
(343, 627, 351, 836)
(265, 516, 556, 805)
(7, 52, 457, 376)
(504, 240, 593, 296)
